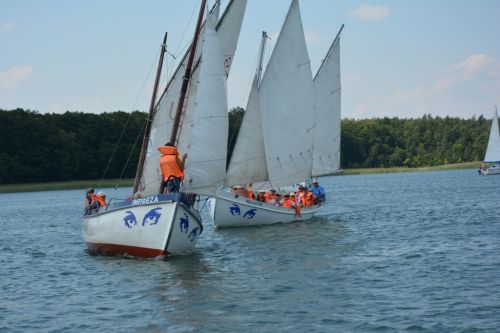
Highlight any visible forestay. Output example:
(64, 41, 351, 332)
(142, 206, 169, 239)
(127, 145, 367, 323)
(259, 0, 315, 188)
(312, 31, 342, 177)
(484, 109, 500, 163)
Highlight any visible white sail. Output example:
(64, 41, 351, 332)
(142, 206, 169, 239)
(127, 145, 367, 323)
(259, 0, 314, 188)
(484, 109, 500, 163)
(181, 13, 228, 196)
(224, 33, 268, 187)
(138, 0, 246, 196)
(208, 0, 220, 27)
(216, 0, 247, 76)
(312, 32, 342, 177)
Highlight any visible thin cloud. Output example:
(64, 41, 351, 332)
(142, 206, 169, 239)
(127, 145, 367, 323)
(0, 66, 34, 88)
(452, 54, 493, 74)
(350, 5, 390, 20)
(434, 54, 496, 91)
(372, 54, 500, 118)
(1, 21, 14, 31)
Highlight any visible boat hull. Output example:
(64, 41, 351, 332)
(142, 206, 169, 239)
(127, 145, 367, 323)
(209, 191, 320, 228)
(482, 165, 500, 175)
(82, 194, 202, 258)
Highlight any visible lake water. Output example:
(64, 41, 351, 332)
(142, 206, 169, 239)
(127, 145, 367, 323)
(1, 169, 499, 332)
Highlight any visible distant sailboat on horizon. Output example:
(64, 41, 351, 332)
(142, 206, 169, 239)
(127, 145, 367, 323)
(480, 107, 500, 175)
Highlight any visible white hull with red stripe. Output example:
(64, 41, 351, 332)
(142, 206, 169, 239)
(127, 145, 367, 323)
(82, 193, 202, 258)
(209, 190, 319, 228)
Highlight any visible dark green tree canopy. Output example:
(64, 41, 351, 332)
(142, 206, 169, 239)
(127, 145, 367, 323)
(0, 108, 490, 184)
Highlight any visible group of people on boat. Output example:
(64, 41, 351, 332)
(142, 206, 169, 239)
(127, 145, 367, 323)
(84, 141, 327, 214)
(83, 142, 190, 214)
(84, 188, 107, 214)
(231, 181, 326, 209)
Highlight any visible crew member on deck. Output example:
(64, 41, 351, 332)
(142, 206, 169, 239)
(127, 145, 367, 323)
(95, 191, 107, 207)
(311, 181, 326, 204)
(303, 187, 315, 207)
(158, 142, 187, 194)
(84, 188, 94, 214)
(246, 183, 255, 199)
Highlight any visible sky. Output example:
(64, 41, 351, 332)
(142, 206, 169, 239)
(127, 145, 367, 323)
(1, 0, 500, 119)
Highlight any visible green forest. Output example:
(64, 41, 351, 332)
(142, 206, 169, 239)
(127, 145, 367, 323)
(0, 108, 490, 184)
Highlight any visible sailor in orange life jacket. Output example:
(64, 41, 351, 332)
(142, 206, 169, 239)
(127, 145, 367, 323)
(290, 192, 301, 216)
(281, 193, 292, 208)
(303, 187, 315, 207)
(158, 142, 187, 194)
(264, 189, 277, 204)
(246, 183, 255, 199)
(95, 191, 107, 207)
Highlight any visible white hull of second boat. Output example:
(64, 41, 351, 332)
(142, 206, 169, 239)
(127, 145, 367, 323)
(82, 193, 202, 258)
(209, 191, 320, 228)
(482, 165, 500, 175)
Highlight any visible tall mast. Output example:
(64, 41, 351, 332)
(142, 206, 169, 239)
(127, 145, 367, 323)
(169, 0, 207, 145)
(133, 32, 168, 193)
(314, 24, 344, 81)
(256, 31, 268, 89)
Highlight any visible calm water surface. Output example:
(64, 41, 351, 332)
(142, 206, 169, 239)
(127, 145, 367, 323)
(1, 169, 499, 332)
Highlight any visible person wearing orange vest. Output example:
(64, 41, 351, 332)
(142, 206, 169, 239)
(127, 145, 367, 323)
(89, 190, 101, 210)
(303, 188, 315, 207)
(264, 189, 277, 204)
(95, 191, 107, 207)
(158, 142, 187, 194)
(296, 185, 305, 207)
(246, 183, 255, 200)
(281, 193, 292, 208)
(256, 191, 266, 202)
(290, 192, 301, 216)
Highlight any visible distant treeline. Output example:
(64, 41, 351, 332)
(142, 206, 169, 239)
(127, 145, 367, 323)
(341, 115, 489, 168)
(0, 108, 490, 184)
(0, 109, 145, 184)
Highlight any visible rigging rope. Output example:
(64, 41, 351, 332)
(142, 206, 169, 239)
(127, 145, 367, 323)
(114, 117, 148, 190)
(98, 45, 161, 189)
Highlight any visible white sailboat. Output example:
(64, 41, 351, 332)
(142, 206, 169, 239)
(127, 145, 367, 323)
(82, 0, 246, 257)
(209, 0, 343, 228)
(480, 107, 500, 175)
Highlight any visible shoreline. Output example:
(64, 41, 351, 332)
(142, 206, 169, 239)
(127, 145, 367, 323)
(340, 161, 480, 175)
(0, 178, 134, 194)
(0, 162, 481, 193)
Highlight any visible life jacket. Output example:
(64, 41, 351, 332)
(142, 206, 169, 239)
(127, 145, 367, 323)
(282, 197, 292, 208)
(96, 195, 106, 207)
(265, 192, 276, 204)
(90, 194, 100, 208)
(305, 191, 315, 207)
(158, 146, 184, 181)
(248, 191, 255, 199)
